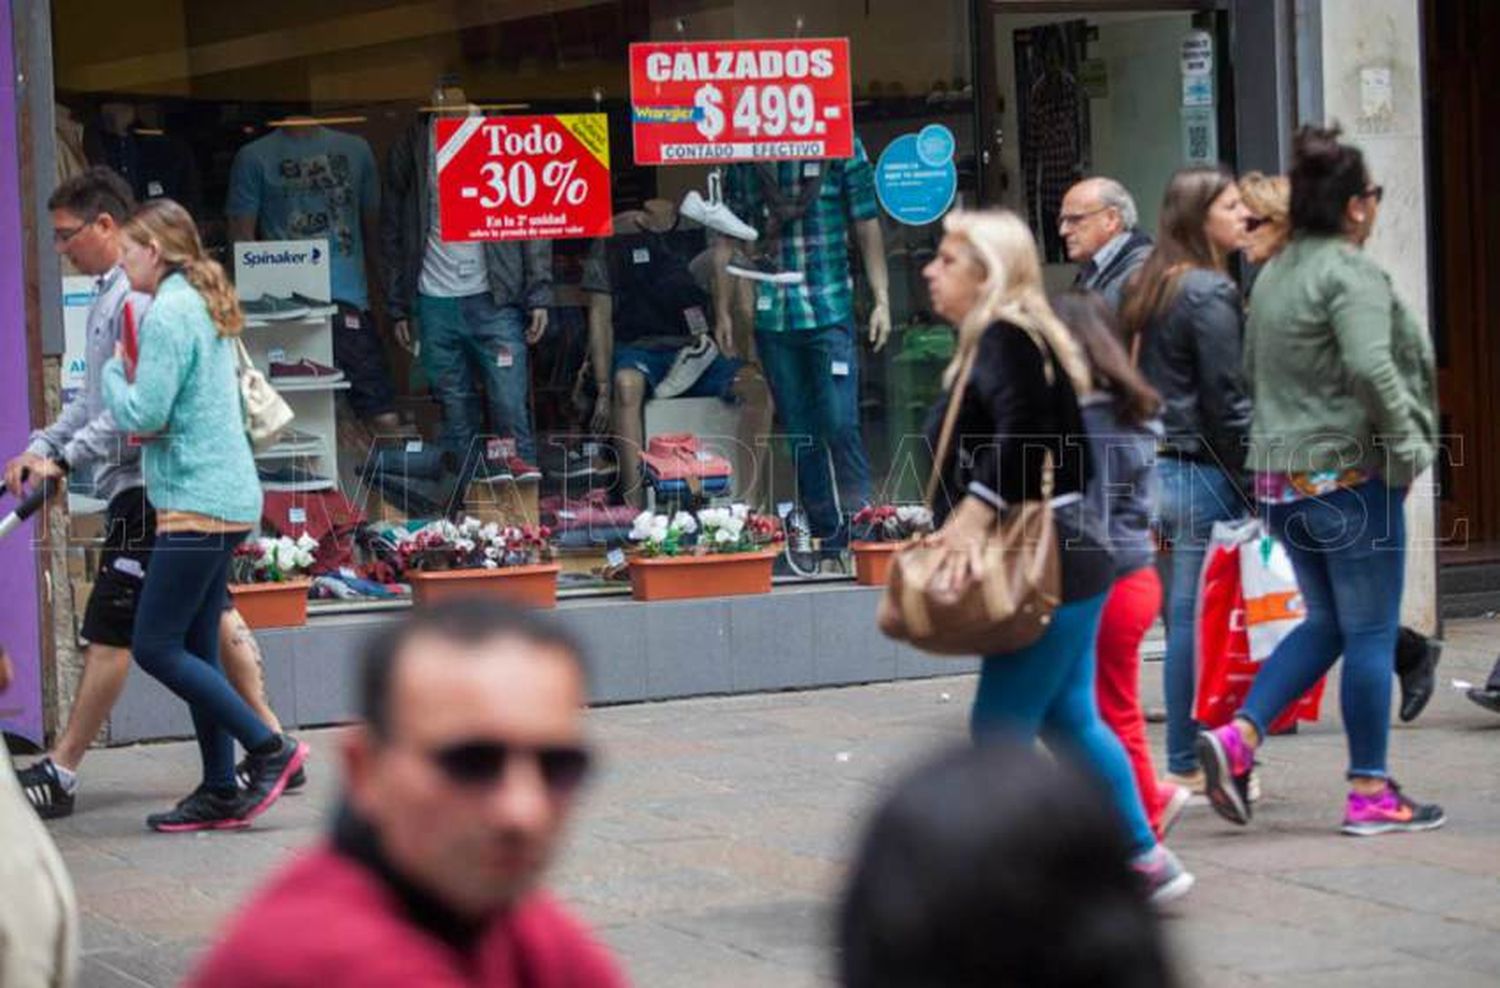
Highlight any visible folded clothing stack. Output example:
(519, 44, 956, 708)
(262, 489, 366, 574)
(539, 490, 641, 548)
(639, 434, 732, 497)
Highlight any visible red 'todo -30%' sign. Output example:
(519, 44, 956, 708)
(629, 38, 853, 165)
(437, 114, 612, 242)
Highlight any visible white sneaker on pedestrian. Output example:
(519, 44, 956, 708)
(652, 336, 720, 400)
(681, 190, 758, 242)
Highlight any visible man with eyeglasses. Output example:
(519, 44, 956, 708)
(1059, 177, 1154, 312)
(186, 600, 626, 988)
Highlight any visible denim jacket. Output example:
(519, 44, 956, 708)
(378, 117, 552, 321)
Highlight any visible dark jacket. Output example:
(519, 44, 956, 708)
(379, 117, 552, 322)
(1080, 394, 1161, 579)
(1134, 268, 1252, 474)
(1076, 229, 1153, 312)
(926, 320, 1114, 603)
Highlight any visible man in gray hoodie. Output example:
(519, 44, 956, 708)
(4, 167, 292, 820)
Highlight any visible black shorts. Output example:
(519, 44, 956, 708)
(79, 487, 157, 648)
(332, 303, 397, 420)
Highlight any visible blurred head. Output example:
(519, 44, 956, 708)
(1239, 171, 1292, 264)
(47, 166, 134, 276)
(1051, 289, 1161, 426)
(1059, 177, 1138, 263)
(343, 600, 592, 920)
(122, 199, 243, 334)
(924, 209, 1092, 396)
(840, 742, 1176, 988)
(1120, 166, 1244, 339)
(1290, 124, 1380, 247)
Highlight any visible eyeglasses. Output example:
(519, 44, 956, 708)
(423, 738, 593, 794)
(52, 221, 93, 244)
(1057, 205, 1110, 230)
(1362, 185, 1384, 203)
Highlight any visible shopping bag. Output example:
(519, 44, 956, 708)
(1193, 521, 1325, 731)
(1240, 524, 1305, 661)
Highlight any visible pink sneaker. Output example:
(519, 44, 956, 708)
(1341, 781, 1446, 837)
(1196, 724, 1255, 826)
(1156, 783, 1192, 839)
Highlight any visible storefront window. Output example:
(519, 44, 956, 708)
(47, 0, 979, 606)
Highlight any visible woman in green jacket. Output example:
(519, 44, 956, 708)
(103, 199, 307, 833)
(1197, 127, 1441, 836)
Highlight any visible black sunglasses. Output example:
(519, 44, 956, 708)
(1245, 215, 1270, 233)
(427, 739, 593, 793)
(1363, 185, 1384, 203)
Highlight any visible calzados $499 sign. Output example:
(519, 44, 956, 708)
(629, 39, 853, 165)
(436, 113, 613, 242)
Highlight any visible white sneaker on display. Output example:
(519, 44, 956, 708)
(726, 254, 805, 285)
(653, 336, 721, 400)
(681, 189, 759, 242)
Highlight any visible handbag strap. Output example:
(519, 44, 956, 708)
(233, 337, 255, 376)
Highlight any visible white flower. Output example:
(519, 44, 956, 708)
(295, 532, 318, 552)
(671, 511, 698, 534)
(714, 528, 736, 544)
(730, 503, 749, 520)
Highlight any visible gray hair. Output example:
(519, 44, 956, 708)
(1093, 178, 1138, 230)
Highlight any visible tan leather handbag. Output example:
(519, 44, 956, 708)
(234, 338, 295, 452)
(876, 335, 1062, 656)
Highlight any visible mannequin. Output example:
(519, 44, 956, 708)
(713, 138, 890, 553)
(378, 79, 553, 482)
(583, 198, 771, 508)
(83, 101, 202, 212)
(226, 115, 398, 431)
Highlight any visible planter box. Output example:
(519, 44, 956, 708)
(408, 563, 561, 609)
(851, 541, 901, 587)
(629, 550, 776, 602)
(230, 579, 311, 629)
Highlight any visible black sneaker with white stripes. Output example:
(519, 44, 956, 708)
(17, 758, 76, 820)
(236, 756, 307, 793)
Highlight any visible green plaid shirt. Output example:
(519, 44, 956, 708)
(725, 138, 879, 333)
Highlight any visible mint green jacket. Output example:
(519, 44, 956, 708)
(1245, 236, 1437, 487)
(101, 273, 263, 524)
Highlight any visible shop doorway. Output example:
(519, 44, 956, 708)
(1425, 0, 1500, 554)
(973, 1, 1229, 284)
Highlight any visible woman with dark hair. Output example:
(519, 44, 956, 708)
(840, 742, 1178, 988)
(1053, 289, 1185, 839)
(1121, 166, 1252, 793)
(1197, 126, 1442, 834)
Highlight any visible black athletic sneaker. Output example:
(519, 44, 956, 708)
(18, 758, 75, 820)
(147, 786, 251, 833)
(239, 734, 310, 821)
(236, 757, 307, 793)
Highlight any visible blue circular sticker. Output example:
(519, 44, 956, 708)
(875, 128, 958, 227)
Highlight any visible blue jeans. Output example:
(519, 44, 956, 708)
(417, 293, 535, 465)
(1241, 481, 1407, 779)
(971, 594, 1157, 855)
(132, 532, 275, 791)
(1156, 457, 1247, 774)
(755, 322, 871, 542)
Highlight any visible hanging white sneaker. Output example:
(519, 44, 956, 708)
(726, 254, 805, 285)
(681, 189, 759, 242)
(653, 336, 721, 400)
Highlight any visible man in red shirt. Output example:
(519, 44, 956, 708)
(186, 600, 627, 987)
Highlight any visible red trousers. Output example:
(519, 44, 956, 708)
(1095, 566, 1167, 834)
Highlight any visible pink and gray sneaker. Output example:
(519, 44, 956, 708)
(1131, 845, 1195, 905)
(1196, 724, 1256, 826)
(1341, 781, 1446, 837)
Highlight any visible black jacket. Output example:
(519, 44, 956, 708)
(378, 117, 552, 322)
(1076, 229, 1153, 313)
(926, 320, 1114, 603)
(1134, 268, 1252, 473)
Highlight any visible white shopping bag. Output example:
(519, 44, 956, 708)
(1238, 521, 1304, 661)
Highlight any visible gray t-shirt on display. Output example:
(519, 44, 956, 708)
(418, 121, 487, 298)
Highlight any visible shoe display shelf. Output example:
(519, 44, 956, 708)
(239, 314, 345, 494)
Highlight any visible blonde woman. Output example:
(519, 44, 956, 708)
(102, 199, 307, 833)
(1239, 171, 1292, 265)
(920, 210, 1192, 903)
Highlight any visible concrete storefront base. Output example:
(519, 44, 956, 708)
(107, 585, 977, 744)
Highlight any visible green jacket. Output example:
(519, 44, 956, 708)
(102, 272, 263, 524)
(1245, 236, 1437, 487)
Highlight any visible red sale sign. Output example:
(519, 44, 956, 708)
(629, 38, 854, 165)
(436, 113, 612, 242)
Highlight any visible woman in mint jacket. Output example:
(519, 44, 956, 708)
(1197, 127, 1441, 836)
(102, 199, 307, 833)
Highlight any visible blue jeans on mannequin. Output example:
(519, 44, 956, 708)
(970, 594, 1157, 855)
(131, 532, 276, 792)
(1239, 480, 1407, 778)
(417, 293, 536, 465)
(755, 321, 872, 544)
(1156, 457, 1246, 774)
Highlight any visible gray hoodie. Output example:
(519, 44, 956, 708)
(1080, 392, 1162, 579)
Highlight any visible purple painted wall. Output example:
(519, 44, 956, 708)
(0, 1, 47, 746)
